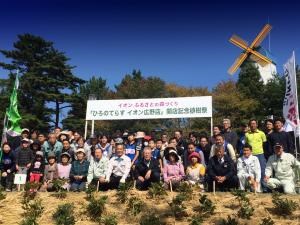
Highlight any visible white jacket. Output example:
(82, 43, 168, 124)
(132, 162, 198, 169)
(237, 155, 261, 182)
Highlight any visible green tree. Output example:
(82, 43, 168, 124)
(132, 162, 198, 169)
(236, 61, 264, 115)
(0, 34, 84, 131)
(213, 80, 259, 126)
(261, 74, 285, 117)
(62, 76, 110, 132)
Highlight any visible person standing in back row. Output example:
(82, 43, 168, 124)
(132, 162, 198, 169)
(268, 118, 295, 156)
(222, 119, 238, 149)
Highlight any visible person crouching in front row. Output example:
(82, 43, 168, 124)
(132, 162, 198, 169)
(163, 148, 185, 190)
(105, 143, 131, 189)
(134, 146, 161, 190)
(206, 145, 238, 192)
(237, 144, 261, 192)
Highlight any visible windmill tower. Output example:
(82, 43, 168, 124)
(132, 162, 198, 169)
(228, 24, 277, 84)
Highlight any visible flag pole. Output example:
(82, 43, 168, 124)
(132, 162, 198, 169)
(291, 51, 300, 158)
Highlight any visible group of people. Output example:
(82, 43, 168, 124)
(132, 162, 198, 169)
(0, 117, 300, 194)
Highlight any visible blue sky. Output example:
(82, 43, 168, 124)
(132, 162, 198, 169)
(0, 0, 299, 90)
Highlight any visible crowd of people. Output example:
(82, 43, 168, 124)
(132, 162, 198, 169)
(0, 117, 300, 194)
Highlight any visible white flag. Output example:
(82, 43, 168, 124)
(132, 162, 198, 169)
(283, 51, 300, 136)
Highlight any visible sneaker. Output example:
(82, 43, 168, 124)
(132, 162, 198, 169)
(5, 188, 11, 192)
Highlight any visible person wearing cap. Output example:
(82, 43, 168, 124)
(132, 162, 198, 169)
(58, 131, 70, 143)
(264, 143, 300, 194)
(87, 147, 109, 191)
(267, 118, 295, 155)
(43, 133, 63, 164)
(245, 119, 267, 192)
(237, 144, 261, 192)
(186, 151, 205, 190)
(0, 142, 16, 192)
(134, 147, 161, 190)
(57, 152, 72, 190)
(29, 151, 45, 186)
(207, 145, 238, 192)
(15, 138, 34, 175)
(40, 153, 58, 192)
(163, 148, 185, 190)
(70, 148, 90, 191)
(21, 128, 30, 140)
(105, 143, 131, 189)
(184, 142, 206, 170)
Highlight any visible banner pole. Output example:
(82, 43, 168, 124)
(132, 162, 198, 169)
(292, 51, 300, 158)
(84, 120, 88, 140)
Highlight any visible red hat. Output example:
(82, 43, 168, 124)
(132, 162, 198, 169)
(188, 152, 201, 162)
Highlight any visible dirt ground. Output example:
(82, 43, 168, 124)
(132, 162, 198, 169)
(0, 190, 299, 225)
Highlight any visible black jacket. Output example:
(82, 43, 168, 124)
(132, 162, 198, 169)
(268, 131, 295, 155)
(207, 155, 236, 180)
(0, 151, 16, 172)
(134, 158, 160, 179)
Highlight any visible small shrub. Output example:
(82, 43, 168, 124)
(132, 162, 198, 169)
(188, 215, 203, 225)
(86, 195, 108, 221)
(19, 216, 39, 225)
(51, 179, 68, 199)
(231, 189, 250, 204)
(85, 183, 96, 200)
(272, 192, 298, 216)
(220, 216, 239, 225)
(127, 196, 144, 216)
(0, 188, 6, 201)
(51, 191, 67, 199)
(148, 182, 167, 199)
(259, 217, 275, 225)
(53, 203, 75, 225)
(198, 194, 216, 215)
(139, 212, 163, 225)
(101, 214, 118, 225)
(237, 201, 254, 219)
(22, 182, 40, 202)
(20, 198, 44, 225)
(177, 182, 193, 200)
(22, 199, 44, 219)
(116, 182, 132, 203)
(168, 194, 188, 219)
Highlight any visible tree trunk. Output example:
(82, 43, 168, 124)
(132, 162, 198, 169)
(55, 99, 59, 127)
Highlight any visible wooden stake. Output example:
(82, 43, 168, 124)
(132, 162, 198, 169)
(96, 181, 100, 192)
(213, 181, 216, 195)
(169, 180, 173, 192)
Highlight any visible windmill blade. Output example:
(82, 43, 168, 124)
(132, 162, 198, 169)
(228, 52, 248, 75)
(250, 48, 273, 65)
(229, 35, 249, 50)
(249, 54, 269, 67)
(250, 24, 272, 48)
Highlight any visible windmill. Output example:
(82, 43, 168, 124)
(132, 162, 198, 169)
(228, 24, 277, 84)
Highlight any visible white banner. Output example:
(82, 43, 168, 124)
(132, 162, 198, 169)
(86, 96, 212, 120)
(283, 51, 300, 136)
